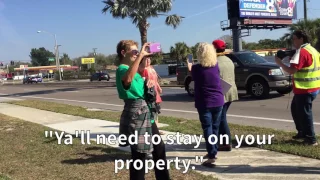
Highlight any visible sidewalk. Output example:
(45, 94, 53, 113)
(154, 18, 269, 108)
(0, 103, 319, 180)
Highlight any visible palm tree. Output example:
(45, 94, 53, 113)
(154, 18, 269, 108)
(102, 0, 184, 45)
(190, 43, 200, 58)
(169, 42, 191, 64)
(281, 19, 320, 49)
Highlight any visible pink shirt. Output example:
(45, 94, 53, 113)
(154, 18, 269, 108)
(141, 67, 162, 103)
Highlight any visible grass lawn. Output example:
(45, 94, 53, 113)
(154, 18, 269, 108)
(6, 100, 320, 160)
(0, 114, 216, 180)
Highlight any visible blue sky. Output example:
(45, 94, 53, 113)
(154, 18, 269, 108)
(0, 0, 320, 63)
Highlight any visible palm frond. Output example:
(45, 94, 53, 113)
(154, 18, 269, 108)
(153, 0, 172, 13)
(101, 0, 115, 13)
(165, 14, 184, 29)
(102, 0, 130, 19)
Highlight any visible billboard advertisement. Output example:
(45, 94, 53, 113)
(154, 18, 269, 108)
(239, 0, 297, 19)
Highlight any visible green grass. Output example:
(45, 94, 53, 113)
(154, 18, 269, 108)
(6, 100, 320, 160)
(0, 113, 217, 180)
(0, 174, 11, 180)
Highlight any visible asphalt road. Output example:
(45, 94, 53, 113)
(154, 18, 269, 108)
(1, 85, 320, 134)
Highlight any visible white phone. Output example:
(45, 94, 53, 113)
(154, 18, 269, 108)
(187, 54, 193, 63)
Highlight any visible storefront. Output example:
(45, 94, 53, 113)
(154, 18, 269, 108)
(13, 65, 79, 79)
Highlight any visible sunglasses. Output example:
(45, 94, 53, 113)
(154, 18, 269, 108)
(131, 50, 139, 55)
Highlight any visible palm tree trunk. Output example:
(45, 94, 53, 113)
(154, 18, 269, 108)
(138, 20, 148, 45)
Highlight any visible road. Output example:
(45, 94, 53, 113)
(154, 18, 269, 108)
(0, 85, 320, 133)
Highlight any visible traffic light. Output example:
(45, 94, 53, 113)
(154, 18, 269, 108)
(0, 62, 3, 66)
(10, 61, 14, 65)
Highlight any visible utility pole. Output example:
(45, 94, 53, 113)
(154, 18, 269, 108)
(38, 31, 62, 81)
(93, 48, 97, 71)
(304, 0, 307, 21)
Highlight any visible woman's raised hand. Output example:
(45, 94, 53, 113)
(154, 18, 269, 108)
(140, 43, 153, 57)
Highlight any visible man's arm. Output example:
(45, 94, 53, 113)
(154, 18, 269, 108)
(275, 48, 310, 75)
(275, 59, 298, 74)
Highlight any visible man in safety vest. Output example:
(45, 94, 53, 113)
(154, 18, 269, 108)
(275, 30, 319, 146)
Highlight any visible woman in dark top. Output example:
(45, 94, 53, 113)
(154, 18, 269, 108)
(115, 40, 170, 180)
(186, 42, 224, 167)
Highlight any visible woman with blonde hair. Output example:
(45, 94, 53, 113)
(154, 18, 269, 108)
(186, 42, 224, 167)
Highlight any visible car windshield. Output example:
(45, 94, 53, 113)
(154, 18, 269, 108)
(236, 52, 268, 65)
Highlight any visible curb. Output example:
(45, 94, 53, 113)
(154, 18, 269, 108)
(2, 81, 183, 88)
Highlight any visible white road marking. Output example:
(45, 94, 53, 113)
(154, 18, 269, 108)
(0, 97, 23, 101)
(0, 93, 319, 125)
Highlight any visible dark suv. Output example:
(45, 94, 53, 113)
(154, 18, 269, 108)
(176, 51, 292, 99)
(90, 72, 110, 81)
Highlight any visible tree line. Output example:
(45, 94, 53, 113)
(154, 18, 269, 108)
(25, 14, 320, 69)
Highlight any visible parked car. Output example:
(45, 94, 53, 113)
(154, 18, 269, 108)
(23, 77, 34, 84)
(35, 76, 42, 82)
(22, 76, 42, 84)
(176, 50, 293, 99)
(90, 72, 110, 81)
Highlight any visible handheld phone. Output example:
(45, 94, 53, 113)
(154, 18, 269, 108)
(149, 43, 161, 53)
(187, 54, 193, 63)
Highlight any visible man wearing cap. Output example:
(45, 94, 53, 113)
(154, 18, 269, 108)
(212, 39, 239, 151)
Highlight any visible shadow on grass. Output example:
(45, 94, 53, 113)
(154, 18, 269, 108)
(44, 134, 78, 144)
(61, 146, 130, 165)
(191, 164, 320, 175)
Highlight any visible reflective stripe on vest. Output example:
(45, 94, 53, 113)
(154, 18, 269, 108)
(293, 44, 320, 89)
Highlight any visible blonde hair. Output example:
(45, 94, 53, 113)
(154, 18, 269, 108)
(196, 42, 217, 67)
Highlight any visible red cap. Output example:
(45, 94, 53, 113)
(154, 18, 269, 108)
(212, 39, 226, 50)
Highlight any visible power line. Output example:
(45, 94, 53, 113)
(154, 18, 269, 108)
(308, 8, 320, 10)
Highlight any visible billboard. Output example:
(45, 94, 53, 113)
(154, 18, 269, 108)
(243, 18, 292, 25)
(81, 58, 95, 64)
(239, 0, 297, 19)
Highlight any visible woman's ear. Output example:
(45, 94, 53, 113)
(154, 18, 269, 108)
(121, 50, 126, 58)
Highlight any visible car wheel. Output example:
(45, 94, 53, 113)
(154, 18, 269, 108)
(98, 78, 101, 81)
(276, 87, 292, 95)
(185, 78, 194, 97)
(90, 78, 93, 82)
(248, 77, 270, 99)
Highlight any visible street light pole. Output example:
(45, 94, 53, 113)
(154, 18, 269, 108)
(93, 48, 97, 70)
(304, 0, 307, 21)
(37, 30, 62, 81)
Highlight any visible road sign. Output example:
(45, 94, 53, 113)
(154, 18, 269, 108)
(48, 57, 55, 61)
(81, 58, 95, 64)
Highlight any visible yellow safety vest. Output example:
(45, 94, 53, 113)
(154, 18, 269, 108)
(293, 44, 320, 89)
